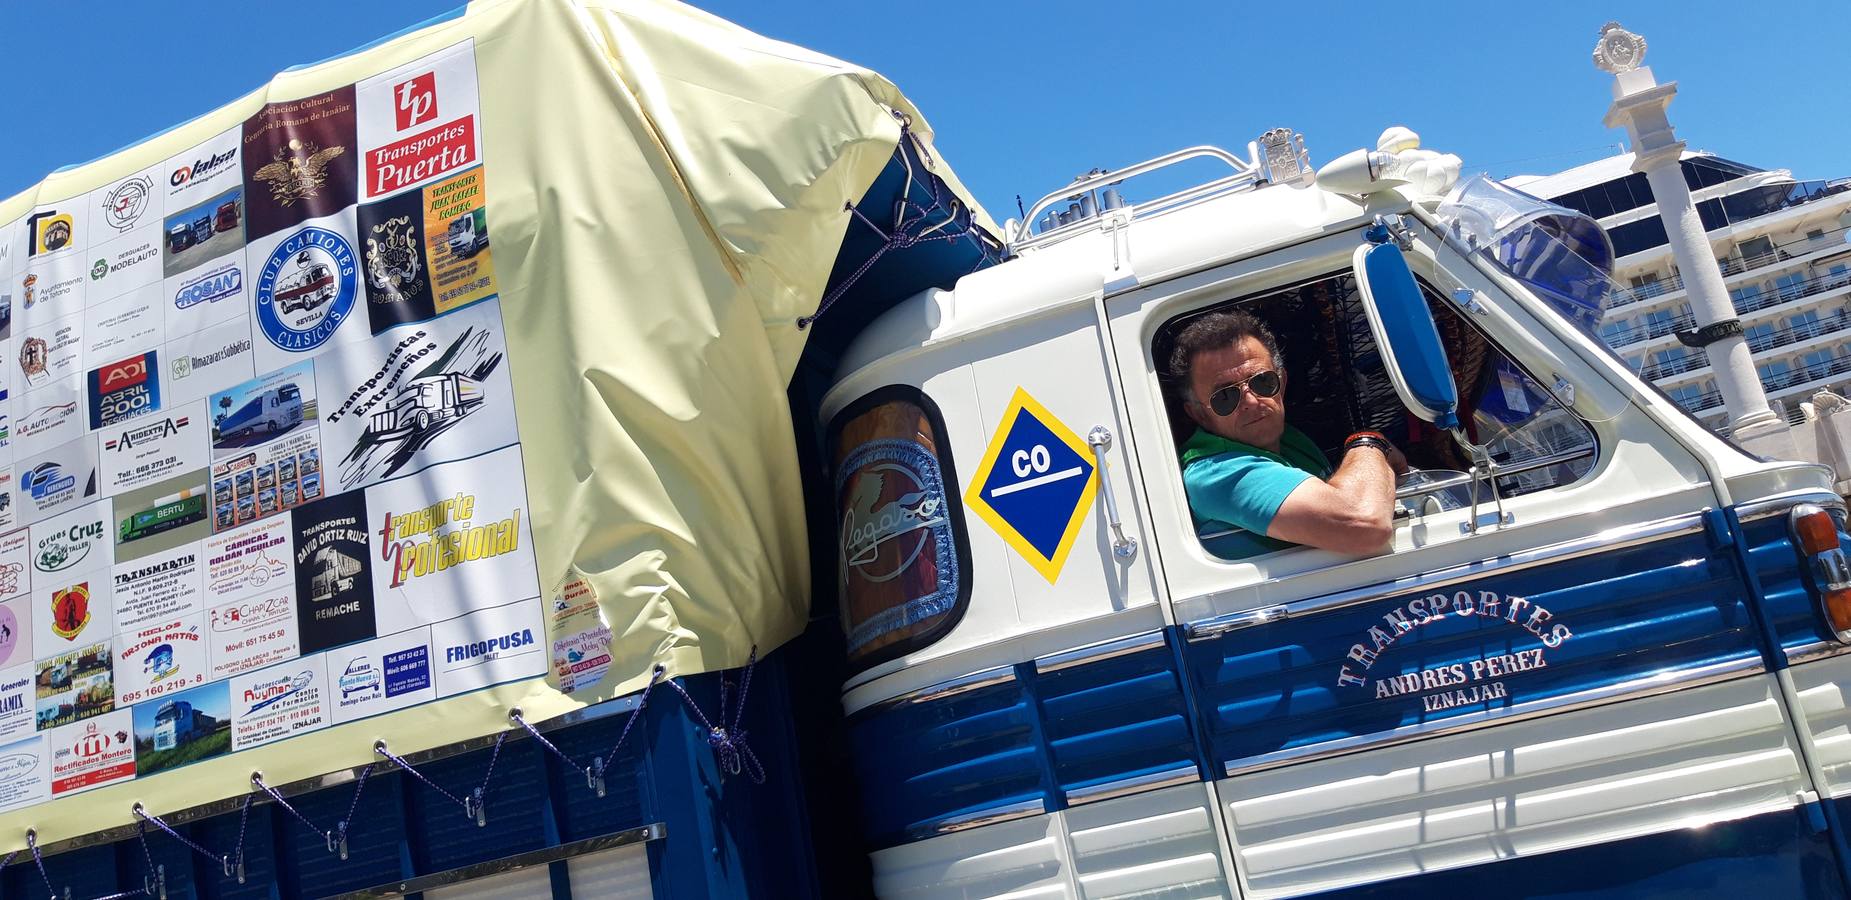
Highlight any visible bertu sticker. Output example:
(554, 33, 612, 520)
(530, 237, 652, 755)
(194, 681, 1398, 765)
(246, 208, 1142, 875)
(963, 387, 1098, 583)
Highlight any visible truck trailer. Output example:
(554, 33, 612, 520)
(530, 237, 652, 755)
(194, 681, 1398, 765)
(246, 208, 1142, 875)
(6, 1, 1851, 899)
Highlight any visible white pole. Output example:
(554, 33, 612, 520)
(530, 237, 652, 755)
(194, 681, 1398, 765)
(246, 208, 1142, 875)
(1594, 23, 1793, 448)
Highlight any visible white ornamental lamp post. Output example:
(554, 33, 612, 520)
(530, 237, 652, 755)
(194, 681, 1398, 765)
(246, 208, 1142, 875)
(1595, 23, 1795, 453)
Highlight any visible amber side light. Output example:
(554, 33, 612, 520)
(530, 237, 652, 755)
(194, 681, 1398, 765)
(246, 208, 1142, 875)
(1794, 505, 1840, 554)
(1790, 504, 1851, 642)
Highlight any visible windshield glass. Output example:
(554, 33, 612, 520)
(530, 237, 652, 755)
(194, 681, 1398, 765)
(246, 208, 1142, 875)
(1432, 174, 1765, 456)
(1436, 173, 1615, 336)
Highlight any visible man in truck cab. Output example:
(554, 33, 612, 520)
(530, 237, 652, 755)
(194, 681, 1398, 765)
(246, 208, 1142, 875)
(1172, 311, 1408, 559)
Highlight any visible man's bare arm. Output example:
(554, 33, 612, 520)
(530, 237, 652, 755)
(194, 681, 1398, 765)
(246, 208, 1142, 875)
(1265, 446, 1397, 555)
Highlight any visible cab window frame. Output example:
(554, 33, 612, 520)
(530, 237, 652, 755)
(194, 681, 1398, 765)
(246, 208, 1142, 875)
(1153, 267, 1602, 563)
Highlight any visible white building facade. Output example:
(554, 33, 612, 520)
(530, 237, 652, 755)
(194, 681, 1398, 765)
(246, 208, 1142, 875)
(1509, 153, 1851, 432)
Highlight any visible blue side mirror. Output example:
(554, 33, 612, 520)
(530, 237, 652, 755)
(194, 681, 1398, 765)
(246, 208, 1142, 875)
(1353, 220, 1460, 430)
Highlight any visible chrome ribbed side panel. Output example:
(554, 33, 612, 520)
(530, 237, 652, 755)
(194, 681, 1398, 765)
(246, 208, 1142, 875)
(1220, 675, 1806, 899)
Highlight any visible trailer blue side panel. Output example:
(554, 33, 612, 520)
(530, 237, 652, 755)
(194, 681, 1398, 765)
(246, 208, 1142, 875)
(1, 654, 817, 900)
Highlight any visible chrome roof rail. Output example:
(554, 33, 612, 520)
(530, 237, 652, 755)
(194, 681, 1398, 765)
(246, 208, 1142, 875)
(1007, 128, 1310, 255)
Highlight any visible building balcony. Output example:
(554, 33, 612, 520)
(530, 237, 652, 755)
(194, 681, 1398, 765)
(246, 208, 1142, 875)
(1605, 270, 1851, 349)
(1759, 354, 1851, 394)
(1678, 388, 1726, 414)
(1747, 314, 1851, 354)
(1640, 348, 1709, 380)
(1605, 223, 1851, 311)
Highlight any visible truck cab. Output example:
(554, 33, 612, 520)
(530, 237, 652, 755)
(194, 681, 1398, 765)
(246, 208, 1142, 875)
(821, 131, 1851, 897)
(446, 209, 488, 259)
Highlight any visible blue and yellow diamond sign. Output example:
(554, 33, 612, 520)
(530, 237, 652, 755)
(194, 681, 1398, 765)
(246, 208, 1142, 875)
(965, 388, 1098, 583)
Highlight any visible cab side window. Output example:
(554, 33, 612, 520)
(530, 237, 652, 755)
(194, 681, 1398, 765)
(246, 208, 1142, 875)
(1156, 272, 1596, 556)
(829, 386, 972, 671)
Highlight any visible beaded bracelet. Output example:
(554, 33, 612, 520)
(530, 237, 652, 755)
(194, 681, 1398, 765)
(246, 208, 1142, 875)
(1343, 431, 1390, 453)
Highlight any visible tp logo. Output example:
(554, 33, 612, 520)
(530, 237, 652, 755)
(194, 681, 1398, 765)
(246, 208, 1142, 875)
(395, 73, 438, 130)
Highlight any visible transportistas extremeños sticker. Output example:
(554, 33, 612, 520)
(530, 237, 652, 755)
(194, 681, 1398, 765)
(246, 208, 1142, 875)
(314, 298, 514, 491)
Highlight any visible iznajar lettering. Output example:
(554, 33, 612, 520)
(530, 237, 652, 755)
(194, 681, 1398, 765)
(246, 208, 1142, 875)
(1333, 588, 1575, 713)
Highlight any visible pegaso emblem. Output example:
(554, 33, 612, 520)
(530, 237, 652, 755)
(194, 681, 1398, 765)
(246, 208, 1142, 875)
(1592, 22, 1646, 74)
(253, 138, 347, 207)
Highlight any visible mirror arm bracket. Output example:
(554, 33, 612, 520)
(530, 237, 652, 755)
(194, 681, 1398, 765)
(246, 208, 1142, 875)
(1455, 431, 1512, 535)
(1365, 214, 1415, 251)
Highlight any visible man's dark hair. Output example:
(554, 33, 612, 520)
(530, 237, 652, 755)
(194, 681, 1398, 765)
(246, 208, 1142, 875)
(1168, 310, 1285, 399)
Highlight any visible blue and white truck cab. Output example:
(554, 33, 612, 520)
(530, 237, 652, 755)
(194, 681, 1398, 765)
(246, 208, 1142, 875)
(821, 128, 1851, 897)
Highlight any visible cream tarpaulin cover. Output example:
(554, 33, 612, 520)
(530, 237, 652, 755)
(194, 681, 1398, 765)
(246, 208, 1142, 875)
(0, 0, 989, 844)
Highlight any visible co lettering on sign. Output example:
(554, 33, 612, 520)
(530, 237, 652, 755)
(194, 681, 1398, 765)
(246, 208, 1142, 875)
(1011, 445, 1052, 478)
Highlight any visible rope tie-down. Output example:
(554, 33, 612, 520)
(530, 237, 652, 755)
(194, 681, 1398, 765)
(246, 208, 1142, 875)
(798, 118, 999, 331)
(9, 650, 765, 897)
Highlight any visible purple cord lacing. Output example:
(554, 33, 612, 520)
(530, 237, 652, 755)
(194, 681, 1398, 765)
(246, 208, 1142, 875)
(229, 791, 255, 878)
(662, 647, 764, 784)
(801, 199, 980, 330)
(252, 773, 329, 837)
(511, 664, 663, 789)
(9, 654, 769, 895)
(375, 732, 504, 820)
(798, 124, 996, 330)
(29, 829, 56, 899)
(134, 804, 220, 867)
(335, 762, 373, 847)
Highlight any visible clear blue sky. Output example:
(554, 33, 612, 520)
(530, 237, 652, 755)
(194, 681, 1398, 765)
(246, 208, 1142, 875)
(3, 0, 1848, 220)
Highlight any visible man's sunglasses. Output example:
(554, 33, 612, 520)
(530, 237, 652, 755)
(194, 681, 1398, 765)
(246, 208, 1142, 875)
(1206, 370, 1282, 416)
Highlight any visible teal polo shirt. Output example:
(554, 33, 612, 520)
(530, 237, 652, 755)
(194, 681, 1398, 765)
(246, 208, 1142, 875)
(1180, 425, 1333, 560)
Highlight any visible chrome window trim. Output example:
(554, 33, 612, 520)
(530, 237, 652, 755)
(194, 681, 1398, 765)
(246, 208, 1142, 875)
(908, 798, 1047, 841)
(1064, 765, 1202, 807)
(1221, 655, 1765, 779)
(1184, 510, 1708, 641)
(1035, 631, 1165, 674)
(856, 664, 1018, 718)
(1735, 489, 1847, 522)
(338, 823, 666, 899)
(1786, 640, 1851, 666)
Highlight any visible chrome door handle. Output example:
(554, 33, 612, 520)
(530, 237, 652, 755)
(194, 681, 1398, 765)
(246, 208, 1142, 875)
(1087, 426, 1138, 560)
